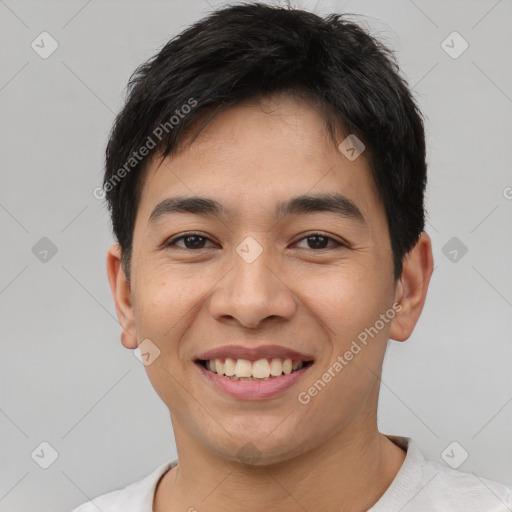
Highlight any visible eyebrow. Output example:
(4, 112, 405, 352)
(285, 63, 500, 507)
(148, 193, 366, 226)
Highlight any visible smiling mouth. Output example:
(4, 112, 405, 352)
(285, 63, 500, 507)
(196, 358, 314, 381)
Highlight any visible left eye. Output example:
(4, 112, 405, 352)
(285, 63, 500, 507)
(294, 234, 344, 250)
(163, 233, 344, 250)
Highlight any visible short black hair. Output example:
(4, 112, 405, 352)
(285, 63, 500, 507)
(103, 2, 427, 281)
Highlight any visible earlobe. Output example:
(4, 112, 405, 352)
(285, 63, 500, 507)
(389, 232, 434, 342)
(106, 244, 138, 349)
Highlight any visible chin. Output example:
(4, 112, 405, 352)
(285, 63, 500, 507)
(209, 432, 313, 467)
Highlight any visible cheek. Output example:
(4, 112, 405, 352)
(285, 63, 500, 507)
(307, 264, 391, 337)
(134, 278, 193, 410)
(134, 270, 201, 328)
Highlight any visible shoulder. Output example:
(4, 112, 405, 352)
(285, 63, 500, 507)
(376, 435, 512, 512)
(68, 460, 177, 512)
(422, 458, 512, 511)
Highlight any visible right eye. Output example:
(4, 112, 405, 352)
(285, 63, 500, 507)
(163, 232, 217, 250)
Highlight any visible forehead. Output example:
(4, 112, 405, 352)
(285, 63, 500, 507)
(136, 94, 384, 228)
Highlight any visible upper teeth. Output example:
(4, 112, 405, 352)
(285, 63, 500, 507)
(205, 358, 304, 378)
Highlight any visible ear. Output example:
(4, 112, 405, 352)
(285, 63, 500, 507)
(389, 232, 434, 342)
(106, 244, 138, 349)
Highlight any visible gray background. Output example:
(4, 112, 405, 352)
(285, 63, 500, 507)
(0, 0, 511, 510)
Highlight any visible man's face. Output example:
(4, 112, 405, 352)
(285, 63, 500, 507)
(117, 94, 404, 463)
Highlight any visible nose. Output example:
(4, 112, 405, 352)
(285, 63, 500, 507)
(208, 242, 297, 329)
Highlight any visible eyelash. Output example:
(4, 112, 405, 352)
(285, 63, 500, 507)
(163, 232, 347, 251)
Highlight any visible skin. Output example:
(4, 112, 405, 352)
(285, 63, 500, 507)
(107, 93, 433, 512)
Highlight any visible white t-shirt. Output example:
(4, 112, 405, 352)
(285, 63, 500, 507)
(70, 435, 512, 511)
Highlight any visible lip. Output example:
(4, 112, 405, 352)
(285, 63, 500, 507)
(196, 360, 313, 400)
(196, 344, 314, 362)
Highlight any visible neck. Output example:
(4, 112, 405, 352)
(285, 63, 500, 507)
(154, 420, 406, 512)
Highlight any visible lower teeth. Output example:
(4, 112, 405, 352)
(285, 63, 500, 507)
(209, 369, 303, 380)
(223, 375, 279, 381)
(202, 361, 309, 379)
